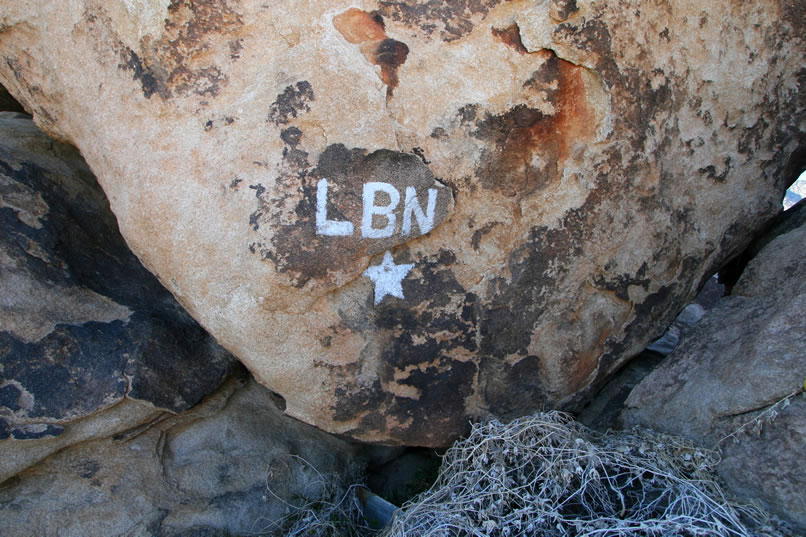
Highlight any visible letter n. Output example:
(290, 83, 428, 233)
(402, 187, 437, 236)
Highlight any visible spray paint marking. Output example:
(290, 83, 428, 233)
(316, 178, 438, 238)
(362, 250, 414, 304)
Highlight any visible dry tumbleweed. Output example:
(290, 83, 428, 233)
(383, 412, 785, 537)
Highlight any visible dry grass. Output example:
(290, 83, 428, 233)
(258, 454, 376, 537)
(383, 412, 785, 537)
(256, 413, 788, 537)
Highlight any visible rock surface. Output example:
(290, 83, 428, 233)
(621, 210, 806, 530)
(1, 1, 804, 445)
(0, 113, 237, 481)
(578, 275, 723, 430)
(0, 372, 365, 537)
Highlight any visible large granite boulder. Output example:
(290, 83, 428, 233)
(621, 204, 806, 531)
(1, 0, 804, 445)
(0, 112, 237, 481)
(0, 372, 365, 537)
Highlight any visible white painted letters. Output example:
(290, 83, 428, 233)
(316, 179, 354, 236)
(361, 182, 400, 238)
(314, 180, 440, 238)
(402, 187, 437, 236)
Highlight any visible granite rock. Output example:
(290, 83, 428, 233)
(621, 213, 806, 530)
(0, 113, 237, 481)
(1, 1, 805, 445)
(0, 373, 364, 537)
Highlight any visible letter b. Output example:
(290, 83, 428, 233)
(362, 182, 400, 238)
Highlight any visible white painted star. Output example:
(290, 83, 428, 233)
(363, 250, 414, 305)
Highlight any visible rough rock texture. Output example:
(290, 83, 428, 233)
(720, 198, 806, 292)
(578, 275, 723, 430)
(0, 113, 237, 480)
(1, 1, 804, 445)
(0, 372, 365, 537)
(621, 210, 806, 530)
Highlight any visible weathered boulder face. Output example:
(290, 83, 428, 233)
(0, 113, 237, 480)
(621, 203, 806, 530)
(0, 373, 365, 537)
(1, 1, 803, 445)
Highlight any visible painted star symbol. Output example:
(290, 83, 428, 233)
(363, 250, 415, 305)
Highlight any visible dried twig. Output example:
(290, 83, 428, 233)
(383, 412, 784, 537)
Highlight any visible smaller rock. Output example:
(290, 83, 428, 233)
(0, 372, 365, 537)
(579, 276, 723, 430)
(621, 212, 806, 530)
(719, 199, 806, 292)
(0, 113, 237, 482)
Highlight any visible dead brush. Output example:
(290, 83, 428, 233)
(382, 412, 784, 537)
(258, 454, 377, 537)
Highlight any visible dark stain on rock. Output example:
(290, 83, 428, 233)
(228, 38, 243, 59)
(78, 459, 101, 479)
(470, 221, 500, 250)
(330, 252, 480, 445)
(249, 141, 452, 288)
(482, 355, 547, 419)
(592, 262, 651, 302)
(475, 184, 621, 417)
(391, 359, 477, 444)
(550, 0, 578, 22)
(412, 147, 430, 164)
(458, 104, 479, 125)
(783, 0, 806, 36)
(268, 81, 314, 126)
(0, 122, 238, 432)
(334, 8, 409, 100)
(279, 126, 310, 170)
(373, 38, 410, 96)
(122, 50, 164, 99)
(1, 322, 128, 422)
(698, 157, 731, 183)
(472, 51, 596, 197)
(491, 23, 527, 54)
(112, 0, 243, 100)
(332, 380, 386, 423)
(554, 17, 613, 66)
(378, 0, 506, 42)
(0, 384, 22, 411)
(577, 256, 704, 409)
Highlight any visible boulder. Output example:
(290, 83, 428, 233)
(578, 275, 723, 430)
(621, 209, 806, 530)
(1, 0, 804, 445)
(0, 113, 238, 481)
(0, 372, 365, 537)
